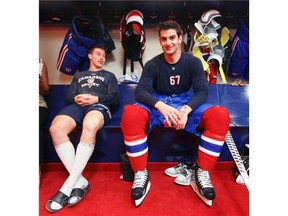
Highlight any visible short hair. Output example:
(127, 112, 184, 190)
(156, 20, 182, 37)
(88, 44, 106, 54)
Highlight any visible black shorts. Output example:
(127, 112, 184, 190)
(57, 103, 111, 126)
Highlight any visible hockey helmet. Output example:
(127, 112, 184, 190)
(199, 9, 221, 26)
(126, 10, 144, 26)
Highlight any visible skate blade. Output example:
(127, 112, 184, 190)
(190, 181, 212, 206)
(135, 181, 151, 206)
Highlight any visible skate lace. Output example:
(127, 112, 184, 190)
(197, 168, 213, 188)
(132, 169, 148, 188)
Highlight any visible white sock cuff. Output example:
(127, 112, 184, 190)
(79, 141, 95, 149)
(55, 140, 73, 149)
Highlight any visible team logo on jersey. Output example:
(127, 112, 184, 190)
(87, 77, 95, 88)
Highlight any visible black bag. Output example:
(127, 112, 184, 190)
(120, 153, 134, 182)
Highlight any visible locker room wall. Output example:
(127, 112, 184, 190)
(39, 25, 236, 85)
(39, 1, 248, 84)
(39, 26, 163, 84)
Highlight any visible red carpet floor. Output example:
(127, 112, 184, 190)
(39, 163, 249, 216)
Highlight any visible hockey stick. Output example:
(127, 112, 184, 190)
(217, 27, 230, 84)
(218, 65, 227, 84)
(225, 130, 250, 191)
(220, 27, 230, 47)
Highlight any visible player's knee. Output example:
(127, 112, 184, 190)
(121, 105, 149, 136)
(203, 106, 230, 137)
(82, 121, 102, 134)
(49, 122, 60, 138)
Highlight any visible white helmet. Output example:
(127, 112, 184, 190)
(126, 10, 144, 26)
(199, 9, 221, 26)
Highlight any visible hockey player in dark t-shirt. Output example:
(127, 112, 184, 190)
(46, 45, 119, 213)
(120, 20, 230, 206)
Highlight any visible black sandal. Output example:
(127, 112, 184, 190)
(45, 191, 69, 213)
(68, 184, 91, 207)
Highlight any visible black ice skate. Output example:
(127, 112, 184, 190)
(131, 168, 151, 206)
(190, 165, 215, 206)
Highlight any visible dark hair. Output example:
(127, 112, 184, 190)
(156, 20, 182, 37)
(88, 44, 106, 54)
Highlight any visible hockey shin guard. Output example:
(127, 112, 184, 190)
(197, 106, 230, 170)
(121, 105, 149, 171)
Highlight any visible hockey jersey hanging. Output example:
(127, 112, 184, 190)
(192, 10, 230, 84)
(56, 16, 116, 76)
(226, 18, 249, 82)
(120, 10, 146, 75)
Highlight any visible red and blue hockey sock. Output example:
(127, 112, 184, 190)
(197, 106, 230, 170)
(121, 105, 149, 171)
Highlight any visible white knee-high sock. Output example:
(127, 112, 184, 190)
(50, 141, 87, 210)
(55, 141, 88, 189)
(59, 142, 94, 196)
(55, 141, 75, 172)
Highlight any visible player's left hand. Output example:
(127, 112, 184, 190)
(173, 109, 188, 130)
